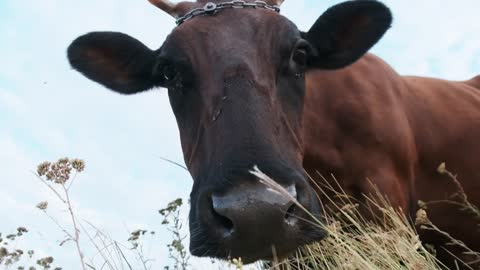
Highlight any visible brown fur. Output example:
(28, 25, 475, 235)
(303, 53, 480, 268)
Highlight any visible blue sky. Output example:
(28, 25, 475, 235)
(1, 0, 479, 269)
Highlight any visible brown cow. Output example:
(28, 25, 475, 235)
(66, 0, 480, 268)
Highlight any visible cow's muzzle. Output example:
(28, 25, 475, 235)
(189, 171, 326, 263)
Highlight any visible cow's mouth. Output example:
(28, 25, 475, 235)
(188, 168, 326, 263)
(190, 222, 327, 264)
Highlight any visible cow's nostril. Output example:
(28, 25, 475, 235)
(283, 184, 299, 226)
(284, 202, 298, 226)
(210, 199, 234, 237)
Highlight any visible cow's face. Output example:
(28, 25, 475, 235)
(67, 0, 391, 263)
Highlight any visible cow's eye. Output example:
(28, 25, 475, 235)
(290, 39, 311, 72)
(162, 64, 177, 82)
(292, 48, 308, 67)
(154, 57, 180, 85)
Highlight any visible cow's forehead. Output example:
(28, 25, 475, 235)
(168, 0, 283, 23)
(162, 8, 300, 54)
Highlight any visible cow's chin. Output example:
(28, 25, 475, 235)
(190, 226, 328, 264)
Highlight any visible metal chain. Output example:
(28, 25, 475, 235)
(176, 1, 280, 26)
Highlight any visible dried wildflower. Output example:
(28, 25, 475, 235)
(128, 234, 139, 242)
(418, 200, 428, 210)
(37, 162, 51, 176)
(159, 199, 183, 216)
(231, 258, 243, 269)
(0, 247, 7, 257)
(37, 157, 85, 187)
(53, 161, 71, 184)
(71, 159, 85, 172)
(44, 171, 54, 181)
(415, 209, 430, 226)
(57, 158, 69, 165)
(437, 162, 447, 174)
(160, 198, 190, 270)
(128, 229, 148, 241)
(128, 229, 152, 251)
(17, 227, 28, 235)
(36, 256, 54, 268)
(36, 201, 48, 210)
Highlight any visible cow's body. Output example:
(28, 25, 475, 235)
(67, 0, 480, 268)
(303, 53, 480, 266)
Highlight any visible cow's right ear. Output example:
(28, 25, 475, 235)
(67, 32, 161, 94)
(304, 0, 392, 70)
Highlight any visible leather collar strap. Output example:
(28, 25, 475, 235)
(176, 1, 281, 25)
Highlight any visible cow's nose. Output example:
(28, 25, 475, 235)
(210, 183, 298, 239)
(189, 177, 326, 262)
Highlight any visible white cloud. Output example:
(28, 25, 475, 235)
(372, 0, 480, 78)
(0, 87, 29, 115)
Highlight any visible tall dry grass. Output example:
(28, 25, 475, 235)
(252, 167, 443, 270)
(253, 164, 480, 270)
(4, 158, 478, 269)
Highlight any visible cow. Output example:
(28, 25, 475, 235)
(66, 0, 480, 268)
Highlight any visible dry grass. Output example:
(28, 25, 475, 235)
(266, 201, 442, 270)
(34, 158, 160, 270)
(415, 163, 480, 268)
(254, 164, 480, 270)
(252, 167, 444, 270)
(13, 159, 478, 270)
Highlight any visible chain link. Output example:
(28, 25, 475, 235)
(176, 1, 281, 25)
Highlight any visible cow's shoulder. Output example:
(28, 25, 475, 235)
(465, 75, 480, 89)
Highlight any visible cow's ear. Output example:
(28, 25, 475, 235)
(67, 32, 160, 94)
(304, 0, 392, 70)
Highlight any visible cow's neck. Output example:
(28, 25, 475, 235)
(301, 53, 411, 211)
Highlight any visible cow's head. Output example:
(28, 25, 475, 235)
(67, 0, 391, 262)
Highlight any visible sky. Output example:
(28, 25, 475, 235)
(1, 0, 479, 269)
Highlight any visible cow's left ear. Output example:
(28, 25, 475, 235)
(304, 0, 392, 70)
(67, 32, 159, 94)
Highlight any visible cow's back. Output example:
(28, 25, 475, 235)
(465, 75, 480, 89)
(302, 53, 480, 267)
(402, 75, 480, 209)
